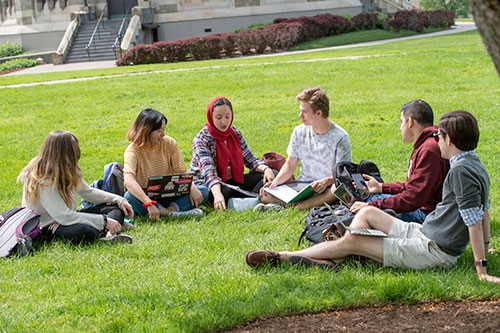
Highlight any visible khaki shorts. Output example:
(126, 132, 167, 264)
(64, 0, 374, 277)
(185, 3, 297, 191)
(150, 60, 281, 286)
(383, 218, 458, 269)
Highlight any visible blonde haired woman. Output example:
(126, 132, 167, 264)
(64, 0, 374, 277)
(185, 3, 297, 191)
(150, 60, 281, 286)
(18, 131, 134, 244)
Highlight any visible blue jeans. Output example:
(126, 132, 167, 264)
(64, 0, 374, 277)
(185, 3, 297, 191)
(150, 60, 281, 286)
(125, 185, 209, 216)
(367, 193, 427, 223)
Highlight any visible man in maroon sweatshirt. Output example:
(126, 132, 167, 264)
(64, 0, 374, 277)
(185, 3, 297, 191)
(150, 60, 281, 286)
(350, 100, 449, 222)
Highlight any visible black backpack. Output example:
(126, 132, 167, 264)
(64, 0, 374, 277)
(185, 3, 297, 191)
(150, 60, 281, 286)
(333, 160, 383, 202)
(298, 204, 353, 246)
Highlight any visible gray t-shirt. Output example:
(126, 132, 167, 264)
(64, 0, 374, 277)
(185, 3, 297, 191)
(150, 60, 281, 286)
(422, 153, 490, 256)
(286, 121, 352, 182)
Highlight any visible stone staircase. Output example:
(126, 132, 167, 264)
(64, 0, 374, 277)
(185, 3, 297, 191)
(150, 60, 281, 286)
(64, 19, 123, 64)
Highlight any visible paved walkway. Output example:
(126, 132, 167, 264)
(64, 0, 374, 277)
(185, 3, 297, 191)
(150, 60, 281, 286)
(7, 22, 477, 76)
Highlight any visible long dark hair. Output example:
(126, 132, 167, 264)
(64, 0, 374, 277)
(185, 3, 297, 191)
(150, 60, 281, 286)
(127, 108, 168, 147)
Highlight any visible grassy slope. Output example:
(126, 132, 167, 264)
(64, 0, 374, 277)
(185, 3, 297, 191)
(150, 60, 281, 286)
(0, 29, 499, 332)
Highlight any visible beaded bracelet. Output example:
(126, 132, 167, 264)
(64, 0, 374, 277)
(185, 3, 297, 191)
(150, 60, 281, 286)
(143, 200, 157, 208)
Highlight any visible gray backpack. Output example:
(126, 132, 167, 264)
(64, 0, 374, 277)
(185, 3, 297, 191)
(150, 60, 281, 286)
(0, 207, 41, 258)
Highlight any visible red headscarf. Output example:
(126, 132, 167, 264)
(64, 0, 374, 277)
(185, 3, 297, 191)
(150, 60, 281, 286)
(206, 96, 244, 184)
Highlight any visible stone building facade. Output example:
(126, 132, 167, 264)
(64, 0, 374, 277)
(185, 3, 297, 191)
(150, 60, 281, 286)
(1, 0, 364, 52)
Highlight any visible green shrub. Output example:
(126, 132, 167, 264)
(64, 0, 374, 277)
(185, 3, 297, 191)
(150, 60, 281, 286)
(0, 58, 37, 73)
(377, 12, 387, 29)
(0, 42, 25, 58)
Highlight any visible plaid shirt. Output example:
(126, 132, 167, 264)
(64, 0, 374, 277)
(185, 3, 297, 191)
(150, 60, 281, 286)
(189, 125, 264, 189)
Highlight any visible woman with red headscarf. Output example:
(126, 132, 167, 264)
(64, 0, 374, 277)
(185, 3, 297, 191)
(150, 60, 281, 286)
(189, 97, 275, 210)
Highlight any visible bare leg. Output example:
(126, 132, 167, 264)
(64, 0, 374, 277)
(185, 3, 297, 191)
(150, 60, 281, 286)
(280, 234, 384, 263)
(295, 188, 337, 210)
(159, 204, 176, 216)
(259, 191, 286, 205)
(281, 206, 396, 263)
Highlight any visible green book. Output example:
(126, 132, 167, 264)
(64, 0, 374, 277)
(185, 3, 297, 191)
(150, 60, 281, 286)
(263, 183, 315, 204)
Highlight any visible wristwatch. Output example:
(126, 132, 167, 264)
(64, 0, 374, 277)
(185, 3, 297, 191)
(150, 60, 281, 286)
(475, 259, 487, 267)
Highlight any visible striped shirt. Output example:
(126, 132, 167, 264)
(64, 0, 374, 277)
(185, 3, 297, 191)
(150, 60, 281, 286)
(123, 136, 186, 189)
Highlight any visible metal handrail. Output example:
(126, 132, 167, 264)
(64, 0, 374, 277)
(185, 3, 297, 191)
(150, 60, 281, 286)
(85, 4, 108, 61)
(112, 7, 132, 60)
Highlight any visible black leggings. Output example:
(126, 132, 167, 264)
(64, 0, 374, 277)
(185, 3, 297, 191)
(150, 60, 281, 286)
(43, 203, 124, 244)
(216, 172, 265, 203)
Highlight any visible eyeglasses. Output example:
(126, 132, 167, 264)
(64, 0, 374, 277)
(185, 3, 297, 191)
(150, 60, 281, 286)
(433, 130, 446, 137)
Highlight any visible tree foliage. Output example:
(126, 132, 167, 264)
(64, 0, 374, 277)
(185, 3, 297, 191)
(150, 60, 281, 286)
(421, 0, 470, 17)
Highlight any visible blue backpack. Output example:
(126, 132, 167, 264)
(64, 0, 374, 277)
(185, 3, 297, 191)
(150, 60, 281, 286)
(82, 162, 125, 209)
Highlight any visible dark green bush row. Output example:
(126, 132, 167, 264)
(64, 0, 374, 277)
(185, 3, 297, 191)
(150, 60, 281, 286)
(0, 58, 38, 74)
(117, 9, 454, 66)
(0, 42, 25, 58)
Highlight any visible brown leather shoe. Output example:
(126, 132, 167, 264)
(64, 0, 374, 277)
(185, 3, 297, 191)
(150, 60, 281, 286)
(246, 250, 281, 267)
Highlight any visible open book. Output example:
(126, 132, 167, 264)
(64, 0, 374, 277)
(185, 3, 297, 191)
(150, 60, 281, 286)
(263, 182, 315, 204)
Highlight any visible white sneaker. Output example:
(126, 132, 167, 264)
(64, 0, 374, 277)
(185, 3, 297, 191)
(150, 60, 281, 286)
(99, 233, 133, 243)
(122, 221, 135, 231)
(170, 208, 204, 217)
(253, 203, 283, 212)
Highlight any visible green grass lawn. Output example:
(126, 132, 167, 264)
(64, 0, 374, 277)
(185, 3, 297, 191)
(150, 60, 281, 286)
(1, 29, 500, 332)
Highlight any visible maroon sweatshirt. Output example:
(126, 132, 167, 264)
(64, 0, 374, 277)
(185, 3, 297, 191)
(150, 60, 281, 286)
(369, 126, 450, 214)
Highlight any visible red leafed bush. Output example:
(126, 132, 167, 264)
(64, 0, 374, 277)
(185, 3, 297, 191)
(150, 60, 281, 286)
(149, 40, 189, 63)
(272, 15, 329, 41)
(234, 27, 274, 55)
(422, 9, 455, 28)
(117, 9, 455, 66)
(328, 15, 353, 35)
(351, 12, 379, 31)
(219, 33, 237, 57)
(386, 9, 454, 32)
(264, 22, 305, 50)
(387, 10, 425, 32)
(116, 44, 152, 65)
(185, 34, 229, 60)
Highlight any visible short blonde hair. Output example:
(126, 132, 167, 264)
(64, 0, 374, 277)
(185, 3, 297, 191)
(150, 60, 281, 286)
(296, 87, 330, 118)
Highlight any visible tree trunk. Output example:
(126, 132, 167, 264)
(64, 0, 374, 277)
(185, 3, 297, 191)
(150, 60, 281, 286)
(470, 0, 500, 76)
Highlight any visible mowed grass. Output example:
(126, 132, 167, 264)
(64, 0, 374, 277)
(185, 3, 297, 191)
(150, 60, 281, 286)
(1, 29, 500, 332)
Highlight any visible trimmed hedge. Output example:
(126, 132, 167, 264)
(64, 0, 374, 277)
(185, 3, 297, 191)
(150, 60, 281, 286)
(117, 9, 455, 66)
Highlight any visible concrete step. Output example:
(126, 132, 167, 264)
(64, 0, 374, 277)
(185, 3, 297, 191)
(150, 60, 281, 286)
(64, 19, 123, 64)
